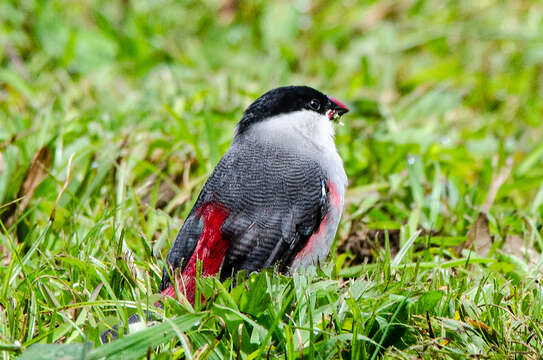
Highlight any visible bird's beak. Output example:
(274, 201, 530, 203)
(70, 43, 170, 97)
(326, 95, 349, 121)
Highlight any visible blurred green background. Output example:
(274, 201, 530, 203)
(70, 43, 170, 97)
(1, 0, 543, 358)
(2, 0, 543, 226)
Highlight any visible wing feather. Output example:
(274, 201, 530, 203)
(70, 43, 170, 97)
(160, 140, 327, 290)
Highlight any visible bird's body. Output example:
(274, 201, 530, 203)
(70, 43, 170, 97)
(159, 86, 348, 302)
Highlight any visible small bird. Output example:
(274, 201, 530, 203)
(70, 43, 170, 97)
(100, 86, 348, 342)
(159, 86, 349, 302)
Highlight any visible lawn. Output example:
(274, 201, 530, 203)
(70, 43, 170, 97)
(1, 0, 542, 359)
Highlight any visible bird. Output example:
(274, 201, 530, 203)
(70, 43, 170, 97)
(159, 85, 349, 302)
(100, 86, 348, 342)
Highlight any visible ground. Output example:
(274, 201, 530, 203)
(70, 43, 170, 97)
(0, 0, 542, 359)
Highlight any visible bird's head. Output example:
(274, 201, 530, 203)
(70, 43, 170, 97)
(236, 86, 349, 135)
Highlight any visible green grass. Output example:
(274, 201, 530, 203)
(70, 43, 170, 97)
(1, 0, 543, 358)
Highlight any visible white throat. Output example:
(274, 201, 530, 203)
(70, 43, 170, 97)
(250, 110, 338, 154)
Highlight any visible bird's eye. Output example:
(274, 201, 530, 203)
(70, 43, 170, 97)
(308, 99, 321, 111)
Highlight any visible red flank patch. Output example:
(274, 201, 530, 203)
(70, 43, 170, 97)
(161, 202, 229, 303)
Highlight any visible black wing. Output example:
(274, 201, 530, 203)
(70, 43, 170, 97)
(159, 139, 328, 290)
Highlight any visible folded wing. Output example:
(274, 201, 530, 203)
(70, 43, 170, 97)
(159, 141, 328, 293)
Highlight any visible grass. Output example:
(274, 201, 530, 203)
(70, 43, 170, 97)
(1, 0, 543, 358)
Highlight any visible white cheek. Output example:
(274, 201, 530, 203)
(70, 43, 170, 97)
(248, 110, 338, 154)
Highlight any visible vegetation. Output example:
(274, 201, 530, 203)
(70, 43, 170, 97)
(1, 0, 542, 358)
